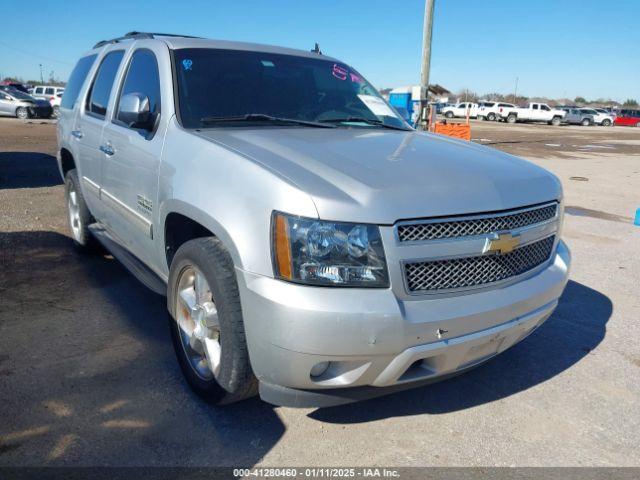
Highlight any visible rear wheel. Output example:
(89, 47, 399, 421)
(506, 113, 517, 124)
(445, 111, 454, 119)
(65, 169, 99, 252)
(15, 107, 29, 120)
(52, 106, 60, 119)
(550, 116, 562, 126)
(167, 237, 257, 405)
(581, 118, 591, 126)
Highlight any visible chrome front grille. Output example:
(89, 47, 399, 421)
(404, 236, 555, 293)
(397, 203, 558, 242)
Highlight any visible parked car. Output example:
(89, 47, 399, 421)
(442, 102, 478, 119)
(477, 101, 517, 121)
(50, 92, 63, 118)
(563, 108, 595, 126)
(579, 108, 613, 126)
(614, 109, 640, 127)
(0, 88, 53, 119)
(0, 81, 30, 93)
(31, 85, 65, 102)
(57, 32, 570, 407)
(500, 103, 565, 126)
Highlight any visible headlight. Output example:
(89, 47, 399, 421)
(272, 212, 389, 287)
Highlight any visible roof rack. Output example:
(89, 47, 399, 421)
(93, 31, 201, 49)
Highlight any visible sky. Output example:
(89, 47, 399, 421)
(0, 0, 638, 102)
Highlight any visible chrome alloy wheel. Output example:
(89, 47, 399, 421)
(67, 183, 82, 241)
(175, 266, 221, 380)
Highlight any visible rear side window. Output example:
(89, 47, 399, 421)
(45, 87, 55, 95)
(115, 49, 161, 128)
(86, 50, 125, 118)
(61, 54, 97, 110)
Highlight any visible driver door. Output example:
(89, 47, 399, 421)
(99, 42, 170, 268)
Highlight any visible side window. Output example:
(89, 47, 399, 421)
(115, 49, 161, 130)
(45, 87, 55, 95)
(35, 87, 44, 95)
(532, 104, 539, 110)
(541, 105, 550, 111)
(86, 50, 125, 118)
(61, 54, 97, 110)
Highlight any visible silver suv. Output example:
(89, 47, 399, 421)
(57, 32, 571, 407)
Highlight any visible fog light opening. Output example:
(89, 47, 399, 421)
(310, 361, 330, 378)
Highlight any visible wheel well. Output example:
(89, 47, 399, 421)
(164, 213, 214, 268)
(60, 148, 76, 177)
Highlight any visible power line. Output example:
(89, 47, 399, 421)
(0, 40, 72, 66)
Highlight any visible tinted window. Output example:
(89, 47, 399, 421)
(61, 54, 97, 110)
(116, 49, 161, 127)
(45, 87, 55, 95)
(86, 50, 125, 118)
(173, 48, 407, 130)
(35, 87, 44, 94)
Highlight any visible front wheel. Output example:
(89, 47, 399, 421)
(506, 114, 517, 124)
(601, 119, 611, 127)
(550, 116, 562, 126)
(445, 111, 454, 119)
(15, 107, 29, 120)
(487, 113, 497, 121)
(167, 237, 257, 405)
(581, 118, 591, 126)
(52, 106, 60, 119)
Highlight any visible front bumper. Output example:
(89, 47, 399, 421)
(237, 241, 571, 407)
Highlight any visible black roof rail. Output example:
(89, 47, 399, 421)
(93, 31, 202, 49)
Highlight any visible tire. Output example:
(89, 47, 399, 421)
(477, 115, 484, 121)
(580, 118, 591, 126)
(167, 237, 257, 405)
(65, 169, 99, 252)
(636, 122, 640, 128)
(601, 119, 611, 127)
(52, 106, 60, 119)
(487, 113, 496, 121)
(445, 111, 454, 119)
(506, 113, 517, 124)
(551, 116, 562, 127)
(15, 107, 29, 120)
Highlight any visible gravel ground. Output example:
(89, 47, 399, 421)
(0, 117, 639, 467)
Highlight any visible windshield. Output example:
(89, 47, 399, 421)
(173, 48, 409, 130)
(6, 89, 35, 101)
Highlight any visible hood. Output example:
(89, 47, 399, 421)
(195, 127, 561, 224)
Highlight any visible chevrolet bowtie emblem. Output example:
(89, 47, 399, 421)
(484, 232, 521, 255)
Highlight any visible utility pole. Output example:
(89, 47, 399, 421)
(513, 76, 519, 104)
(39, 64, 44, 84)
(418, 0, 436, 130)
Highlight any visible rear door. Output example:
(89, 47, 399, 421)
(99, 41, 170, 267)
(73, 48, 126, 219)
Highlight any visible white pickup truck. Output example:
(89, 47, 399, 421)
(500, 102, 566, 126)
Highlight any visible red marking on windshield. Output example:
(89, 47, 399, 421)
(332, 64, 348, 80)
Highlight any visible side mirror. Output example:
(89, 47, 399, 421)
(118, 92, 153, 130)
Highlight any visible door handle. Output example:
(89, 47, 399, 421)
(99, 144, 115, 156)
(71, 130, 83, 139)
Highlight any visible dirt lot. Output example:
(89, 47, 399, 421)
(1, 118, 639, 467)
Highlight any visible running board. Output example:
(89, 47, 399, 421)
(88, 223, 167, 296)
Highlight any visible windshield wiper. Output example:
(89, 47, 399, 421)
(200, 113, 335, 128)
(319, 117, 411, 131)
